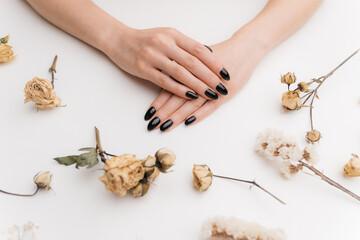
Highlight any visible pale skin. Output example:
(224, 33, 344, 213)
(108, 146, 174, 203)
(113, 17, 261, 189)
(26, 0, 322, 132)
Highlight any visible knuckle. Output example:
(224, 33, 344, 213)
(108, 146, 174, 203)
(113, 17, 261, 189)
(134, 59, 146, 71)
(192, 43, 204, 55)
(172, 66, 185, 78)
(157, 75, 167, 86)
(164, 27, 178, 35)
(193, 100, 204, 108)
(184, 55, 197, 70)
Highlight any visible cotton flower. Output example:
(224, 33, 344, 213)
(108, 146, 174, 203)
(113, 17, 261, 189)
(0, 44, 16, 63)
(34, 171, 52, 190)
(193, 164, 213, 192)
(303, 144, 319, 164)
(155, 148, 176, 172)
(202, 216, 286, 240)
(306, 129, 321, 143)
(281, 90, 302, 110)
(281, 72, 296, 85)
(344, 154, 360, 177)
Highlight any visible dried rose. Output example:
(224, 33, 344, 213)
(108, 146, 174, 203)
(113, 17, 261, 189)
(297, 82, 311, 92)
(344, 154, 360, 177)
(142, 155, 160, 182)
(306, 129, 321, 143)
(34, 171, 52, 190)
(281, 90, 302, 110)
(99, 154, 145, 196)
(131, 182, 150, 197)
(155, 149, 176, 172)
(193, 164, 213, 192)
(24, 77, 61, 110)
(281, 72, 296, 85)
(0, 44, 15, 63)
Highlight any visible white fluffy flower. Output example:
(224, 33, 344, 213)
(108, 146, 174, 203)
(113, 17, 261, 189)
(202, 216, 286, 240)
(279, 161, 300, 179)
(303, 144, 319, 165)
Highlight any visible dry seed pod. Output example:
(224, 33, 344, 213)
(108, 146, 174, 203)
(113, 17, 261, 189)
(306, 129, 321, 143)
(155, 148, 176, 172)
(281, 90, 302, 110)
(193, 165, 213, 192)
(34, 171, 52, 190)
(281, 72, 296, 85)
(344, 154, 360, 177)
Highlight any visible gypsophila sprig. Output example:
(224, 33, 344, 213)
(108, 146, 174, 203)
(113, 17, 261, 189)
(192, 164, 285, 205)
(256, 128, 360, 202)
(280, 49, 359, 143)
(0, 35, 16, 63)
(54, 127, 175, 197)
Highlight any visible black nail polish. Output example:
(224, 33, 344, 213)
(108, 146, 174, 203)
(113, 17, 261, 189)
(160, 119, 173, 131)
(205, 89, 218, 100)
(186, 91, 198, 100)
(216, 83, 228, 95)
(220, 68, 230, 81)
(147, 117, 160, 131)
(204, 45, 213, 52)
(185, 116, 196, 126)
(144, 107, 156, 121)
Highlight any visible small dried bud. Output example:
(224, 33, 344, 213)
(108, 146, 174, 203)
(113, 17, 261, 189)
(131, 182, 150, 197)
(344, 154, 360, 177)
(0, 44, 16, 63)
(155, 149, 176, 172)
(281, 90, 302, 110)
(281, 72, 296, 85)
(0, 35, 9, 44)
(306, 129, 321, 143)
(142, 155, 160, 182)
(34, 171, 52, 190)
(193, 164, 213, 192)
(297, 82, 311, 92)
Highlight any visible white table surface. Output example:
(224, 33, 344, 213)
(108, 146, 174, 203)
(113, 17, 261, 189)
(1, 0, 360, 239)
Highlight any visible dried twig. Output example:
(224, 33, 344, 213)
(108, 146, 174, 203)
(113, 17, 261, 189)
(49, 55, 58, 88)
(95, 127, 107, 163)
(0, 186, 39, 197)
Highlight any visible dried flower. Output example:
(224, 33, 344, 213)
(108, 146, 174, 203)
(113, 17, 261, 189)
(202, 216, 286, 240)
(193, 165, 213, 191)
(1, 222, 39, 240)
(280, 161, 301, 179)
(306, 129, 321, 143)
(344, 154, 360, 177)
(297, 82, 311, 92)
(281, 90, 302, 110)
(281, 72, 296, 85)
(0, 44, 15, 63)
(142, 155, 160, 181)
(155, 148, 176, 172)
(24, 77, 61, 110)
(99, 154, 145, 196)
(0, 35, 9, 44)
(34, 171, 52, 190)
(303, 144, 319, 164)
(131, 182, 150, 197)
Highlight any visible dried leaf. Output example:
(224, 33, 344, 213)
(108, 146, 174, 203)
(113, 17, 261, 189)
(315, 94, 320, 99)
(54, 147, 98, 169)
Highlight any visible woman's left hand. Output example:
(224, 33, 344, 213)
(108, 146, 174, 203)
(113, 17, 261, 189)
(144, 32, 268, 131)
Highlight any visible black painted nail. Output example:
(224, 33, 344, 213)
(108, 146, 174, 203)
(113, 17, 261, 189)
(147, 117, 160, 131)
(186, 91, 198, 100)
(220, 68, 230, 81)
(216, 83, 228, 95)
(144, 107, 156, 121)
(205, 89, 218, 100)
(185, 116, 196, 126)
(160, 119, 173, 131)
(204, 45, 213, 52)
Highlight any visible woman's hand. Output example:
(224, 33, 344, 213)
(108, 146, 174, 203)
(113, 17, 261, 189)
(144, 33, 267, 131)
(104, 26, 230, 100)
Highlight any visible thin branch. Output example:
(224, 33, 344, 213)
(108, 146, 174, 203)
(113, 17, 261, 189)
(95, 127, 106, 163)
(212, 174, 286, 205)
(309, 90, 317, 130)
(49, 55, 58, 89)
(0, 186, 39, 197)
(300, 161, 360, 202)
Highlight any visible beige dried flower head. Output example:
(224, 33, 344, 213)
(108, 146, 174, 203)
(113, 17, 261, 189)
(131, 182, 150, 197)
(344, 154, 360, 177)
(303, 144, 319, 164)
(24, 77, 61, 110)
(142, 155, 160, 182)
(281, 90, 302, 110)
(280, 161, 301, 179)
(281, 72, 296, 85)
(297, 82, 311, 92)
(34, 171, 52, 190)
(99, 154, 145, 196)
(155, 148, 176, 172)
(193, 164, 213, 192)
(306, 129, 321, 143)
(0, 44, 16, 63)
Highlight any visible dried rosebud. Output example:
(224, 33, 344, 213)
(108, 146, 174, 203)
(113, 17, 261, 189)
(0, 35, 9, 44)
(0, 44, 16, 63)
(34, 171, 52, 190)
(193, 164, 213, 192)
(306, 129, 321, 143)
(344, 154, 360, 177)
(142, 155, 160, 182)
(297, 82, 311, 92)
(99, 154, 145, 196)
(131, 182, 150, 197)
(281, 72, 296, 85)
(281, 90, 302, 110)
(24, 77, 61, 110)
(155, 149, 176, 172)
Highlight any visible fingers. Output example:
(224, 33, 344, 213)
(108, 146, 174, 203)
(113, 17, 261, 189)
(144, 89, 172, 120)
(183, 100, 219, 127)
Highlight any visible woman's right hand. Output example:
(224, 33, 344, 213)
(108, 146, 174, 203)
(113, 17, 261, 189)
(103, 26, 230, 100)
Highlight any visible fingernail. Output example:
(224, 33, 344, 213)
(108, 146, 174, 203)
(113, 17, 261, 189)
(186, 91, 198, 100)
(147, 117, 160, 131)
(216, 83, 228, 95)
(204, 45, 213, 52)
(185, 116, 196, 125)
(220, 68, 230, 81)
(160, 119, 173, 131)
(205, 89, 218, 100)
(144, 107, 156, 121)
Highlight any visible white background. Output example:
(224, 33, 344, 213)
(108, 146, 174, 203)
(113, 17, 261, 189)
(1, 0, 360, 239)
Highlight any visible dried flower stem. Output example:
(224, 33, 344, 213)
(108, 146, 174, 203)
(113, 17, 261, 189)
(95, 127, 106, 163)
(0, 186, 39, 197)
(299, 160, 360, 201)
(49, 55, 58, 89)
(212, 174, 286, 205)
